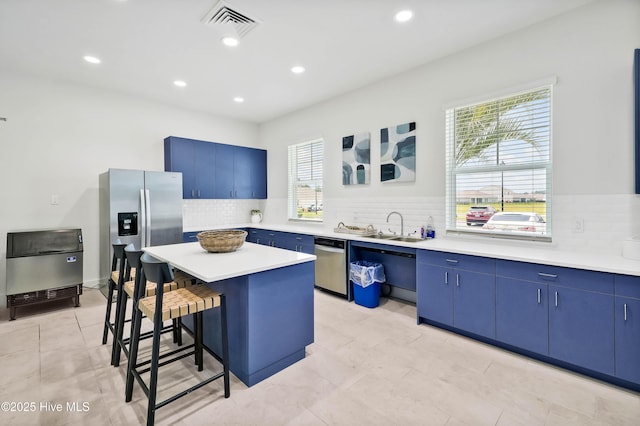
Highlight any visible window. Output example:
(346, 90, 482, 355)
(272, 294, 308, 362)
(445, 86, 552, 240)
(288, 138, 324, 221)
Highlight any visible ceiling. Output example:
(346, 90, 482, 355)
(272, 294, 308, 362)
(0, 0, 595, 123)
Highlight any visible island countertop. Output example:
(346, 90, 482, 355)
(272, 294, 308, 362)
(143, 241, 316, 283)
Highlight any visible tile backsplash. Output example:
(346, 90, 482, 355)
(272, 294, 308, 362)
(183, 199, 265, 229)
(186, 194, 640, 256)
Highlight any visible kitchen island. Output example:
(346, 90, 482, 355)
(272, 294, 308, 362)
(143, 241, 316, 387)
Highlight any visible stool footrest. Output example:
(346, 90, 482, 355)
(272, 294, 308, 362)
(133, 343, 196, 374)
(155, 371, 226, 410)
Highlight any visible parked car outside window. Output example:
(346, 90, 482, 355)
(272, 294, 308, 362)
(466, 206, 497, 225)
(482, 212, 546, 234)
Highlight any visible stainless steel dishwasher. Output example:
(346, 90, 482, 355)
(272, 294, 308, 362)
(314, 237, 347, 298)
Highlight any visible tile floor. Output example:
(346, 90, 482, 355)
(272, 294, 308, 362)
(0, 288, 639, 425)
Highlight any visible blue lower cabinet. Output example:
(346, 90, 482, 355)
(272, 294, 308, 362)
(416, 251, 495, 338)
(548, 284, 614, 376)
(417, 263, 453, 326)
(246, 229, 314, 254)
(496, 277, 549, 354)
(275, 232, 314, 254)
(453, 269, 495, 339)
(615, 296, 640, 383)
(183, 232, 199, 243)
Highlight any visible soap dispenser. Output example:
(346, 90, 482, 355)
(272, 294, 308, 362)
(426, 216, 435, 239)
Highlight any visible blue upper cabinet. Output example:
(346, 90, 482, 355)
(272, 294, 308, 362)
(164, 136, 216, 199)
(165, 136, 267, 199)
(214, 143, 235, 199)
(215, 144, 267, 199)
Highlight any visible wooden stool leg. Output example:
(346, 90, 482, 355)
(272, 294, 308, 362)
(102, 279, 115, 344)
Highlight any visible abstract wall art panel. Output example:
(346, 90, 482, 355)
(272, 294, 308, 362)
(380, 121, 416, 183)
(342, 132, 370, 185)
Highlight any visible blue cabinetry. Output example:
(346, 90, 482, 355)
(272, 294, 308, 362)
(496, 259, 616, 377)
(183, 231, 200, 243)
(548, 283, 614, 375)
(164, 136, 216, 199)
(614, 274, 640, 383)
(350, 241, 416, 292)
(276, 231, 314, 254)
(247, 228, 313, 254)
(417, 251, 495, 339)
(496, 260, 549, 354)
(165, 136, 267, 199)
(214, 144, 267, 199)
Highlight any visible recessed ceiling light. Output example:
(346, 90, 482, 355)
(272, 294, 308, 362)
(233, 97, 244, 103)
(83, 55, 101, 64)
(395, 10, 414, 22)
(222, 36, 239, 47)
(291, 66, 305, 74)
(173, 80, 187, 87)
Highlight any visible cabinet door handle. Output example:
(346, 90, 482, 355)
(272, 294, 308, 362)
(624, 303, 628, 321)
(538, 272, 558, 279)
(537, 288, 541, 304)
(555, 291, 558, 307)
(446, 259, 459, 264)
(456, 274, 460, 287)
(197, 190, 200, 197)
(444, 271, 448, 285)
(191, 189, 195, 198)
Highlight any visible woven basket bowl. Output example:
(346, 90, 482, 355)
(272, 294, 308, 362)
(197, 229, 248, 253)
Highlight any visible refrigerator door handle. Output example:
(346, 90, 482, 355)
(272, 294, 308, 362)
(140, 189, 147, 248)
(144, 189, 151, 247)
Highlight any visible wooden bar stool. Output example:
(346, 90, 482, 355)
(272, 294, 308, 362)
(126, 253, 229, 425)
(102, 243, 133, 346)
(112, 245, 193, 367)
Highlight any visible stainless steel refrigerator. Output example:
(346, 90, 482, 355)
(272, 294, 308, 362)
(99, 168, 183, 282)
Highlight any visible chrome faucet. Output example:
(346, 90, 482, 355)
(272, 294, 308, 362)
(386, 211, 404, 236)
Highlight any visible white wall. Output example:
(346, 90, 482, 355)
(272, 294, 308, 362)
(259, 0, 640, 251)
(0, 72, 258, 306)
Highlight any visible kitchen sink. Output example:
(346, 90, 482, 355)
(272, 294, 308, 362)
(363, 234, 396, 240)
(362, 234, 424, 243)
(388, 236, 424, 243)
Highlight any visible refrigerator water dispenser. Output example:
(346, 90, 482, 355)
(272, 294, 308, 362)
(118, 212, 138, 236)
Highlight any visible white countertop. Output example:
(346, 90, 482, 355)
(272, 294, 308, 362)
(185, 223, 640, 277)
(143, 241, 316, 283)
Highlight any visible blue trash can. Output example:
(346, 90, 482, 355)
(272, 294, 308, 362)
(350, 261, 385, 308)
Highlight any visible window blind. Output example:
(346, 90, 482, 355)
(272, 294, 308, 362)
(288, 139, 324, 220)
(445, 86, 552, 240)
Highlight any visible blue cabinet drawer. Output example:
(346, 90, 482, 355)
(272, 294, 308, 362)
(183, 231, 200, 243)
(417, 250, 494, 274)
(496, 259, 613, 294)
(615, 274, 640, 299)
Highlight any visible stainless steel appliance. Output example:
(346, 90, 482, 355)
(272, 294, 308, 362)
(314, 237, 348, 298)
(6, 228, 83, 320)
(99, 169, 183, 282)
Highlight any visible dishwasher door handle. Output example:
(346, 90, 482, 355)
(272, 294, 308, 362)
(314, 245, 345, 254)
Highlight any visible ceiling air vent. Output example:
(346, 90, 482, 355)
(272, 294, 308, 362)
(202, 1, 261, 38)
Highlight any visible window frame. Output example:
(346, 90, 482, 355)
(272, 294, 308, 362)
(287, 138, 324, 222)
(445, 85, 553, 241)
